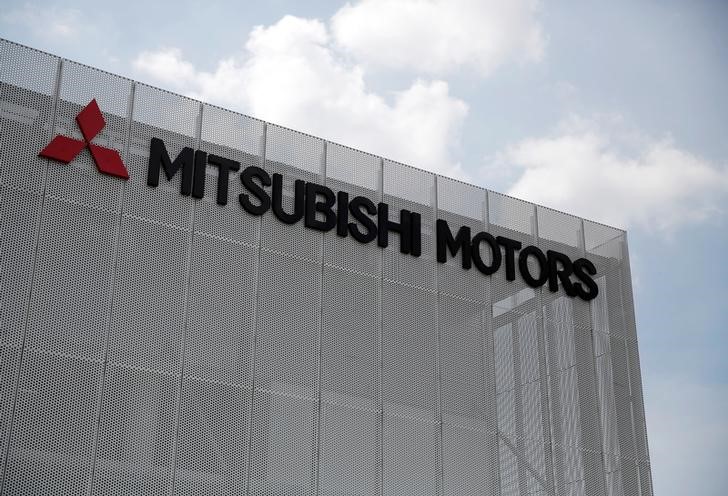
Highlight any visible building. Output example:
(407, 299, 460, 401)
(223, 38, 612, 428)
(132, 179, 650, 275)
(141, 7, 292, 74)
(0, 38, 652, 495)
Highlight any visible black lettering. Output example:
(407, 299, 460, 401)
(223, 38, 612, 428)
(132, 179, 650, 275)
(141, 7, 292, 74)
(496, 236, 522, 281)
(272, 173, 305, 224)
(436, 219, 471, 269)
(337, 191, 349, 237)
(410, 212, 421, 257)
(348, 196, 377, 243)
(192, 150, 207, 199)
(239, 166, 271, 215)
(378, 203, 413, 254)
(207, 154, 240, 205)
(573, 258, 599, 301)
(546, 250, 576, 296)
(305, 182, 336, 231)
(471, 232, 501, 275)
(147, 137, 193, 195)
(518, 245, 548, 288)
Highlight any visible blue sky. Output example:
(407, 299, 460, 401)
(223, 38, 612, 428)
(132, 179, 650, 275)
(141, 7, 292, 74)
(2, 1, 727, 494)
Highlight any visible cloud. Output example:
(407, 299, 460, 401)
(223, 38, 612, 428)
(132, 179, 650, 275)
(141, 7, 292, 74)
(330, 0, 545, 76)
(1, 3, 84, 39)
(499, 117, 728, 231)
(133, 15, 468, 178)
(132, 48, 198, 87)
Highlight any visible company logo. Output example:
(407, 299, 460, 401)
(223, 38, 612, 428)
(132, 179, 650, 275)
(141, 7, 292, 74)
(35, 96, 598, 301)
(39, 99, 129, 179)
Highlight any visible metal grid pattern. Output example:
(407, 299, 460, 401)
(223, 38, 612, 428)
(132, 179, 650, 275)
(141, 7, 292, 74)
(0, 38, 651, 496)
(25, 197, 116, 360)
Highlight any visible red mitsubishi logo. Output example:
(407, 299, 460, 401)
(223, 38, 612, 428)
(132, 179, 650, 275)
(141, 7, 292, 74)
(39, 99, 129, 179)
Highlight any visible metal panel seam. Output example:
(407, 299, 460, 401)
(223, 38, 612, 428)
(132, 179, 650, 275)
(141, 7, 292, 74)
(168, 101, 204, 496)
(580, 217, 609, 495)
(510, 303, 528, 495)
(433, 175, 445, 496)
(244, 122, 267, 496)
(84, 79, 136, 496)
(313, 141, 327, 495)
(533, 204, 556, 496)
(377, 157, 384, 496)
(623, 231, 653, 495)
(484, 191, 502, 496)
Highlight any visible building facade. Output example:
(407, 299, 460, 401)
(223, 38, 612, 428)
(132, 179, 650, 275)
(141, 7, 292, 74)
(0, 39, 652, 495)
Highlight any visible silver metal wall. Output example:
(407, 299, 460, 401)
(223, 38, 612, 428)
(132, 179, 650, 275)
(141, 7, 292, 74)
(0, 38, 652, 496)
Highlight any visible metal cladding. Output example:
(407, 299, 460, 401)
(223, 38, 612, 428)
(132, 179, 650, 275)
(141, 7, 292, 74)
(0, 38, 652, 495)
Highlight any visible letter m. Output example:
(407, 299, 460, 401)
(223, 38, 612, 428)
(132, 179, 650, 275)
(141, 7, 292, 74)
(147, 137, 194, 195)
(436, 219, 472, 269)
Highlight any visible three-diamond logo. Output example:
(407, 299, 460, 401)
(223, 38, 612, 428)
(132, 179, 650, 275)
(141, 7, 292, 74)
(39, 99, 129, 179)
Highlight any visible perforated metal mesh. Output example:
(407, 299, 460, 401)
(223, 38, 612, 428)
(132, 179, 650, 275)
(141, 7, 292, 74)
(92, 364, 178, 495)
(0, 41, 58, 194)
(174, 378, 250, 495)
(383, 159, 436, 290)
(0, 187, 42, 348)
(324, 143, 381, 276)
(0, 38, 652, 496)
(184, 236, 257, 386)
(26, 197, 116, 360)
(318, 403, 379, 496)
(197, 104, 263, 246)
(5, 351, 101, 495)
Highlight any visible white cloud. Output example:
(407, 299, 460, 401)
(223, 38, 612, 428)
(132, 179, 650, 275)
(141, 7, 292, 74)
(133, 15, 468, 178)
(500, 117, 728, 231)
(331, 0, 545, 76)
(132, 48, 198, 87)
(1, 3, 84, 39)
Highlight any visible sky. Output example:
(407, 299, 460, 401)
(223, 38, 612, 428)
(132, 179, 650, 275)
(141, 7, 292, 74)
(2, 1, 727, 494)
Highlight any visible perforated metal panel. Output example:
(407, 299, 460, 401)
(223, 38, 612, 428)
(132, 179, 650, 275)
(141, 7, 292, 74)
(323, 143, 381, 276)
(382, 280, 438, 420)
(437, 177, 489, 302)
(91, 365, 178, 495)
(0, 187, 41, 348)
(248, 390, 316, 496)
(0, 346, 20, 489)
(383, 414, 439, 496)
(255, 250, 320, 399)
(318, 403, 379, 496)
(173, 378, 250, 495)
(261, 124, 324, 263)
(0, 41, 58, 193)
(4, 351, 101, 495)
(25, 197, 116, 360)
(184, 236, 257, 386)
(320, 265, 379, 410)
(108, 216, 189, 374)
(197, 104, 263, 246)
(0, 38, 652, 496)
(124, 83, 197, 228)
(439, 294, 492, 429)
(383, 159, 436, 290)
(443, 425, 499, 495)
